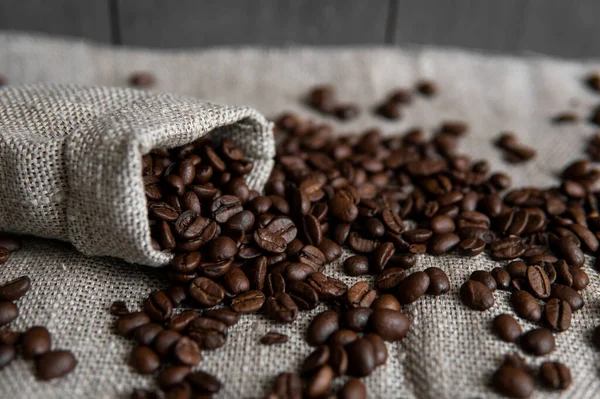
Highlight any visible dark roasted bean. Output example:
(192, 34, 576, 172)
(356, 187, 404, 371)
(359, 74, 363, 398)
(492, 364, 534, 399)
(0, 276, 31, 301)
(460, 280, 494, 311)
(491, 267, 511, 290)
(230, 290, 265, 313)
(492, 314, 522, 343)
(469, 270, 497, 292)
(345, 338, 376, 377)
(539, 361, 572, 391)
(375, 268, 406, 292)
(511, 290, 541, 322)
(551, 284, 583, 311)
(519, 328, 555, 356)
(36, 350, 77, 380)
(306, 311, 339, 346)
(396, 271, 430, 304)
(368, 309, 410, 342)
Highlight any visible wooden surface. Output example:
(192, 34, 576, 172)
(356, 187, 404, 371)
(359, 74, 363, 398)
(0, 0, 598, 58)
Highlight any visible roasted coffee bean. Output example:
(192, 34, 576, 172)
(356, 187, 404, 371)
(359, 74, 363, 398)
(307, 273, 347, 300)
(460, 280, 494, 311)
(246, 256, 267, 291)
(285, 262, 316, 281)
(302, 214, 323, 246)
(491, 267, 511, 290)
(569, 223, 598, 252)
(318, 238, 342, 263)
(248, 196, 273, 215)
(134, 323, 164, 345)
(210, 195, 242, 223)
(0, 329, 20, 345)
(492, 364, 535, 399)
(223, 267, 251, 295)
(506, 261, 527, 279)
(368, 309, 410, 342)
(430, 215, 455, 234)
(346, 338, 376, 377)
(424, 267, 450, 295)
(329, 192, 358, 222)
(0, 248, 9, 265)
(271, 372, 301, 399)
(260, 332, 288, 345)
(545, 298, 571, 332)
(490, 236, 527, 260)
(571, 267, 589, 291)
(511, 290, 541, 322)
(375, 268, 406, 292)
(149, 202, 179, 222)
(230, 290, 265, 313)
(144, 291, 173, 322)
(188, 277, 225, 307)
(328, 329, 359, 347)
(303, 345, 330, 375)
(428, 233, 460, 255)
(305, 365, 334, 398)
(157, 221, 176, 250)
(458, 237, 486, 257)
(264, 272, 286, 297)
(306, 311, 339, 346)
(187, 329, 226, 351)
(171, 252, 201, 273)
(206, 236, 237, 262)
(492, 314, 522, 343)
(363, 217, 386, 238)
(154, 330, 183, 356)
(158, 365, 191, 390)
(36, 350, 77, 380)
(166, 285, 187, 307)
(397, 271, 430, 304)
(111, 301, 129, 316)
(289, 280, 320, 310)
(0, 344, 16, 369)
(344, 255, 370, 276)
(403, 229, 432, 243)
(370, 242, 395, 273)
(388, 253, 416, 269)
(551, 284, 583, 311)
(165, 310, 198, 333)
(225, 210, 255, 237)
(346, 282, 377, 308)
(203, 309, 239, 327)
(117, 312, 151, 336)
(343, 308, 373, 332)
(328, 344, 348, 376)
(539, 361, 572, 390)
(186, 370, 222, 394)
(524, 265, 551, 299)
(0, 237, 22, 252)
(469, 270, 497, 292)
(555, 236, 584, 267)
(0, 276, 30, 301)
(519, 328, 555, 356)
(173, 336, 202, 366)
(347, 232, 379, 253)
(22, 326, 51, 359)
(254, 228, 287, 253)
(266, 217, 298, 244)
(371, 294, 401, 311)
(339, 378, 367, 399)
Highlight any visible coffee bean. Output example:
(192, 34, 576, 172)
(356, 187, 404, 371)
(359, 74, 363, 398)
(0, 237, 22, 252)
(305, 365, 334, 398)
(368, 308, 410, 342)
(22, 326, 51, 359)
(303, 346, 330, 375)
(469, 270, 497, 292)
(347, 232, 379, 253)
(117, 312, 151, 336)
(460, 280, 494, 311)
(539, 361, 572, 390)
(187, 329, 225, 351)
(246, 256, 268, 291)
(346, 338, 376, 377)
(173, 336, 201, 366)
(428, 233, 460, 255)
(188, 277, 225, 307)
(506, 261, 527, 279)
(370, 242, 395, 273)
(381, 208, 404, 234)
(36, 350, 77, 380)
(525, 265, 551, 299)
(397, 271, 430, 304)
(491, 267, 511, 290)
(0, 248, 9, 265)
(289, 280, 320, 310)
(302, 214, 323, 246)
(551, 284, 583, 311)
(202, 309, 239, 327)
(545, 298, 572, 332)
(327, 344, 348, 376)
(285, 262, 316, 281)
(0, 276, 30, 301)
(248, 196, 273, 215)
(260, 332, 288, 345)
(458, 237, 486, 257)
(375, 267, 406, 292)
(0, 329, 20, 345)
(403, 229, 432, 243)
(153, 329, 182, 356)
(306, 311, 339, 346)
(492, 314, 522, 343)
(206, 236, 237, 262)
(230, 290, 265, 314)
(271, 372, 301, 399)
(329, 192, 358, 223)
(148, 202, 179, 222)
(328, 329, 359, 347)
(371, 294, 401, 311)
(166, 285, 187, 307)
(344, 255, 369, 276)
(571, 267, 589, 291)
(520, 328, 555, 356)
(210, 195, 242, 223)
(424, 267, 450, 295)
(0, 344, 16, 369)
(511, 290, 541, 322)
(158, 365, 191, 390)
(134, 323, 164, 345)
(339, 378, 367, 399)
(346, 282, 377, 308)
(492, 364, 535, 399)
(307, 272, 347, 300)
(297, 245, 326, 269)
(490, 236, 527, 260)
(343, 308, 373, 332)
(186, 370, 222, 394)
(254, 228, 287, 253)
(317, 238, 342, 263)
(171, 252, 201, 273)
(144, 291, 173, 322)
(555, 236, 584, 267)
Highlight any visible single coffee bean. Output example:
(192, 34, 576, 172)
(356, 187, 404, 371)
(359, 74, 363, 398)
(363, 217, 386, 238)
(302, 214, 323, 246)
(343, 256, 370, 276)
(0, 248, 9, 265)
(265, 293, 298, 323)
(206, 236, 237, 262)
(173, 336, 202, 366)
(289, 280, 320, 310)
(166, 285, 187, 307)
(511, 290, 541, 322)
(329, 192, 358, 223)
(490, 236, 527, 260)
(375, 268, 406, 292)
(0, 276, 31, 301)
(339, 378, 367, 399)
(36, 350, 77, 380)
(555, 236, 584, 267)
(22, 326, 51, 359)
(0, 344, 16, 369)
(539, 361, 572, 390)
(345, 338, 376, 377)
(116, 312, 151, 336)
(396, 271, 430, 304)
(154, 330, 183, 356)
(545, 298, 572, 332)
(188, 277, 225, 307)
(305, 365, 334, 398)
(371, 294, 401, 311)
(469, 270, 497, 292)
(223, 267, 251, 295)
(0, 301, 17, 328)
(424, 267, 450, 295)
(506, 260, 528, 279)
(211, 195, 243, 223)
(526, 265, 551, 299)
(158, 365, 191, 390)
(551, 284, 583, 311)
(492, 364, 535, 399)
(307, 273, 347, 300)
(260, 332, 289, 345)
(571, 267, 589, 291)
(0, 237, 22, 252)
(202, 309, 239, 327)
(520, 328, 555, 356)
(271, 372, 301, 399)
(363, 333, 388, 367)
(368, 308, 410, 341)
(302, 346, 330, 375)
(134, 323, 164, 345)
(318, 237, 342, 263)
(430, 215, 455, 234)
(328, 344, 348, 376)
(343, 308, 373, 332)
(248, 196, 273, 215)
(458, 237, 486, 257)
(144, 291, 173, 323)
(428, 233, 460, 255)
(491, 267, 511, 290)
(347, 232, 379, 253)
(328, 329, 359, 347)
(254, 228, 287, 253)
(370, 242, 395, 273)
(346, 282, 377, 308)
(0, 329, 20, 345)
(306, 311, 339, 346)
(285, 262, 317, 281)
(186, 370, 222, 394)
(492, 314, 522, 343)
(460, 280, 494, 311)
(246, 256, 268, 291)
(230, 290, 265, 313)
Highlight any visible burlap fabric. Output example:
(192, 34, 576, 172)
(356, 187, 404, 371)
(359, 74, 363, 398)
(0, 33, 600, 399)
(0, 83, 274, 266)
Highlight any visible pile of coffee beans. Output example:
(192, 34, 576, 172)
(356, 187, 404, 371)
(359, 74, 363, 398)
(0, 237, 77, 380)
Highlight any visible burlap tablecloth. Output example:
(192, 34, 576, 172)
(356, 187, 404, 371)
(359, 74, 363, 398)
(0, 32, 599, 399)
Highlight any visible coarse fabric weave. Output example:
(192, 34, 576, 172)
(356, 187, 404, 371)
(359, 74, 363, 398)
(1, 33, 600, 399)
(0, 83, 274, 266)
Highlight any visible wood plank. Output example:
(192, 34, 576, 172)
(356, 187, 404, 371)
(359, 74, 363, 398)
(0, 0, 111, 42)
(118, 0, 389, 47)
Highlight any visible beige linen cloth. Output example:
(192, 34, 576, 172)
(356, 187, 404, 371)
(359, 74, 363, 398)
(0, 32, 599, 399)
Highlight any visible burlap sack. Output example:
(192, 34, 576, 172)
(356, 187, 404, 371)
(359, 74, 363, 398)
(0, 84, 275, 266)
(2, 33, 600, 399)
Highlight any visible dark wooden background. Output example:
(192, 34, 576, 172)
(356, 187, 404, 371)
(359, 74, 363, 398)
(0, 0, 598, 58)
